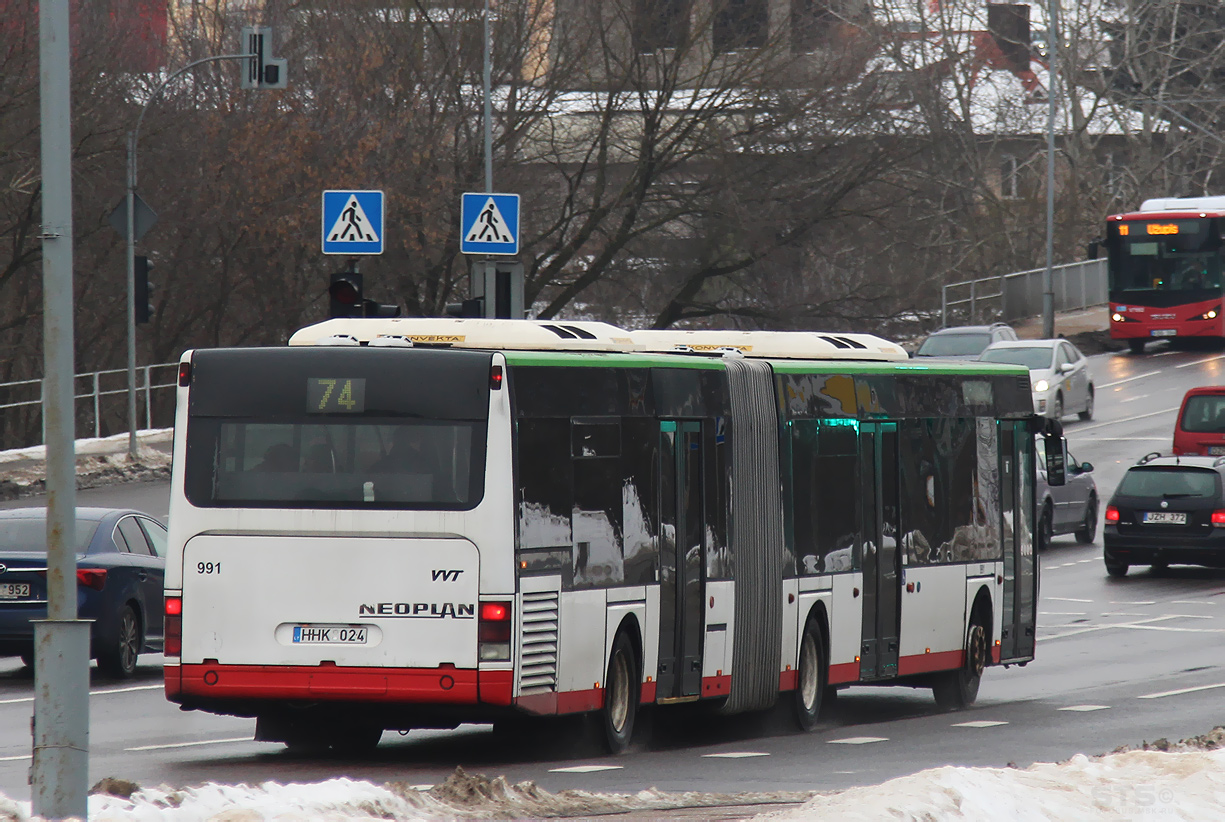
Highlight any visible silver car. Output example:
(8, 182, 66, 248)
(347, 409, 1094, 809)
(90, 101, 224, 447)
(980, 339, 1095, 421)
(1034, 437, 1099, 550)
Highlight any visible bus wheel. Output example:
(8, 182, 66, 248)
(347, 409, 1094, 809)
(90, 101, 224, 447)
(600, 631, 639, 754)
(793, 617, 826, 731)
(1128, 339, 1146, 354)
(933, 618, 986, 711)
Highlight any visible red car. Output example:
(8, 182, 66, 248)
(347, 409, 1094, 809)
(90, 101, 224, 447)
(1173, 387, 1225, 456)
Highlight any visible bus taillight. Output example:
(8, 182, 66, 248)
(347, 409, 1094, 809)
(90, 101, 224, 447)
(490, 365, 503, 390)
(165, 596, 182, 657)
(479, 600, 511, 661)
(178, 361, 192, 387)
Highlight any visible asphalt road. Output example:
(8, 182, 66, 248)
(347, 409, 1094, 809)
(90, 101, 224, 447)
(2, 340, 1224, 804)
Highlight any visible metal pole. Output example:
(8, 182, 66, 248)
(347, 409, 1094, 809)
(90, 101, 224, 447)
(482, 0, 493, 193)
(126, 132, 138, 457)
(35, 0, 90, 817)
(1043, 0, 1058, 339)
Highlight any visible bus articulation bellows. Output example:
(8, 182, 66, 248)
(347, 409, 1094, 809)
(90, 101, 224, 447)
(163, 318, 1054, 752)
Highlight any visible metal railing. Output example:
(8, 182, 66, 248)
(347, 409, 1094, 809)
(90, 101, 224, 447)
(0, 362, 178, 451)
(942, 259, 1108, 327)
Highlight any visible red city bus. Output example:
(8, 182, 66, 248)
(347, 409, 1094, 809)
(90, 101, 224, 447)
(1103, 196, 1225, 353)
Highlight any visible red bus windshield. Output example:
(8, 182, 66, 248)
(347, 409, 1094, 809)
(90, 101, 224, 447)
(1107, 217, 1224, 295)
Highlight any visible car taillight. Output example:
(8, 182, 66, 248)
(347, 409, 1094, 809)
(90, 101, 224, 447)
(165, 596, 182, 657)
(1105, 506, 1120, 523)
(1212, 511, 1225, 526)
(76, 569, 107, 591)
(478, 600, 511, 661)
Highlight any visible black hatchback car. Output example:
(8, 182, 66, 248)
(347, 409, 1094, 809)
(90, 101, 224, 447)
(0, 508, 167, 676)
(1103, 454, 1225, 577)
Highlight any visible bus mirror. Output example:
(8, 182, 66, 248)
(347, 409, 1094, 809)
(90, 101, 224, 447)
(1086, 240, 1100, 260)
(1042, 419, 1067, 486)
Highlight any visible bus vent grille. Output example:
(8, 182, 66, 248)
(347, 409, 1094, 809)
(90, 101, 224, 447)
(519, 591, 560, 694)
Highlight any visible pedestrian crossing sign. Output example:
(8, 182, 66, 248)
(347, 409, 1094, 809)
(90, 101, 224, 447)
(322, 190, 384, 255)
(461, 192, 520, 255)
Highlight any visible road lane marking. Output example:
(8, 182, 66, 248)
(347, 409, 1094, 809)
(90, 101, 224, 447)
(1171, 600, 1215, 606)
(1040, 611, 1087, 616)
(1138, 682, 1225, 699)
(702, 752, 770, 758)
(126, 737, 251, 751)
(1100, 612, 1149, 617)
(952, 721, 1008, 728)
(1099, 371, 1162, 389)
(0, 683, 162, 707)
(1040, 615, 1187, 641)
(1073, 406, 1181, 434)
(1059, 705, 1109, 712)
(1175, 354, 1225, 369)
(1110, 601, 1156, 605)
(550, 765, 624, 773)
(1047, 597, 1092, 603)
(829, 736, 887, 745)
(0, 754, 31, 762)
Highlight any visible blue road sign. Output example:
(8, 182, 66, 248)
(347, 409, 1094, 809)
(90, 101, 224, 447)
(322, 190, 384, 255)
(460, 192, 519, 255)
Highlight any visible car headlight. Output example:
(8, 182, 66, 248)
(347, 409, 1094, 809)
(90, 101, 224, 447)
(1033, 379, 1049, 392)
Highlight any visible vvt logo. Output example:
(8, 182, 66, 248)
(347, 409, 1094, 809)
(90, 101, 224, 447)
(432, 569, 464, 582)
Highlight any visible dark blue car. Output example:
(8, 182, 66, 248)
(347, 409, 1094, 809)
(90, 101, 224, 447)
(0, 507, 166, 677)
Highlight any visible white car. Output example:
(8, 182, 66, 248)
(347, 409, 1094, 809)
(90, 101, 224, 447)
(979, 339, 1095, 421)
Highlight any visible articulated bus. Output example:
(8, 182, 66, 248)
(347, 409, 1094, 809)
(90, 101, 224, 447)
(163, 319, 1057, 752)
(1104, 195, 1225, 353)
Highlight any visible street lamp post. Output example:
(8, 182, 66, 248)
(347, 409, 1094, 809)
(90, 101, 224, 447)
(1043, 0, 1059, 339)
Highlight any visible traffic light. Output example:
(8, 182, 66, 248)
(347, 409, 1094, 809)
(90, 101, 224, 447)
(240, 26, 288, 90)
(467, 261, 524, 319)
(134, 255, 153, 324)
(328, 272, 401, 318)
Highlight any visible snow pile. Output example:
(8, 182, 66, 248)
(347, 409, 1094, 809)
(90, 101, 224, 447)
(0, 429, 172, 501)
(760, 747, 1225, 821)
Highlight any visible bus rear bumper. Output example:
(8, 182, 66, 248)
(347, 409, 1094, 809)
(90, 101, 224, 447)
(171, 663, 513, 705)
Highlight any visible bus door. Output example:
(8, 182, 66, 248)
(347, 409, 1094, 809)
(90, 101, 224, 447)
(999, 422, 1037, 662)
(657, 420, 704, 699)
(858, 422, 901, 680)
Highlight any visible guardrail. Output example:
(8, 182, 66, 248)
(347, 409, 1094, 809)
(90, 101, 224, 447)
(0, 363, 178, 451)
(942, 259, 1108, 327)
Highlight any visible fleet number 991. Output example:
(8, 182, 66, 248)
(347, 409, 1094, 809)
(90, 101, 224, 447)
(197, 562, 221, 574)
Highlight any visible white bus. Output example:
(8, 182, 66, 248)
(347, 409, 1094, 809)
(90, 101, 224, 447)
(162, 319, 1055, 752)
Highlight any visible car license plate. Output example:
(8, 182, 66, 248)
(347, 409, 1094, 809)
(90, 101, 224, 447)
(0, 583, 31, 599)
(1143, 511, 1187, 524)
(291, 624, 368, 645)
(1151, 329, 1177, 337)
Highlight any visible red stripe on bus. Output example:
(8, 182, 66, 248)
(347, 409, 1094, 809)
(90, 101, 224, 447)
(163, 667, 181, 699)
(898, 650, 963, 676)
(515, 687, 604, 716)
(828, 662, 859, 684)
(703, 675, 732, 696)
(640, 681, 657, 704)
(991, 645, 1001, 664)
(177, 664, 479, 703)
(478, 669, 513, 705)
(778, 670, 797, 691)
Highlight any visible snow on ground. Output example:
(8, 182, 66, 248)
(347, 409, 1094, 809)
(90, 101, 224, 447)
(2, 731, 1225, 822)
(0, 429, 172, 500)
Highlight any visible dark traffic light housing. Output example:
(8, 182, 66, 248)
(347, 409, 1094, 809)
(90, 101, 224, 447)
(135, 255, 153, 324)
(328, 272, 401, 318)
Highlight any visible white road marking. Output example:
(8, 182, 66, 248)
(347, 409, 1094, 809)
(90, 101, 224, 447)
(1175, 354, 1225, 369)
(1047, 597, 1093, 603)
(1073, 406, 1181, 434)
(1040, 615, 1192, 641)
(1110, 601, 1157, 606)
(1138, 682, 1225, 700)
(1086, 437, 1167, 441)
(125, 737, 251, 752)
(829, 736, 888, 745)
(1057, 563, 1078, 568)
(1040, 611, 1087, 616)
(1058, 705, 1109, 712)
(1171, 600, 1216, 606)
(0, 683, 160, 707)
(1161, 614, 1215, 620)
(1100, 612, 1149, 617)
(702, 752, 770, 759)
(549, 765, 624, 773)
(1100, 371, 1162, 389)
(0, 754, 31, 762)
(952, 720, 1008, 728)
(1076, 559, 1095, 564)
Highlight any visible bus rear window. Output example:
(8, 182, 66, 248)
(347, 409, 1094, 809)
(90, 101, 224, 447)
(184, 348, 491, 510)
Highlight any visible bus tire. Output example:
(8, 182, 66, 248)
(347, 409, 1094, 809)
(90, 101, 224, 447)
(932, 616, 987, 711)
(600, 631, 639, 754)
(793, 616, 827, 731)
(97, 604, 142, 678)
(1128, 339, 1146, 354)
